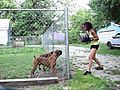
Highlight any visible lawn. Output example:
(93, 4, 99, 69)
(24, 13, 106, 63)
(0, 46, 116, 90)
(41, 70, 115, 90)
(0, 47, 44, 79)
(65, 70, 115, 90)
(70, 43, 120, 56)
(98, 43, 120, 56)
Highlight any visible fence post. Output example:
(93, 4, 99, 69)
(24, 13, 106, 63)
(52, 24, 54, 51)
(64, 7, 70, 79)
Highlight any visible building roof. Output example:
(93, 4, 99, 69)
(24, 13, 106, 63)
(0, 19, 10, 30)
(98, 23, 120, 33)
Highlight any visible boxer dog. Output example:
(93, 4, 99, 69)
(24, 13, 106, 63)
(31, 50, 62, 77)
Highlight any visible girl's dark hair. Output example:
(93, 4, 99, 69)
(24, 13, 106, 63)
(82, 22, 93, 30)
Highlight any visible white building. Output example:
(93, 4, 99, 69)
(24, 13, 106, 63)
(0, 19, 12, 45)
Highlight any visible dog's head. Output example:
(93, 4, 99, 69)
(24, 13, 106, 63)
(54, 50, 62, 56)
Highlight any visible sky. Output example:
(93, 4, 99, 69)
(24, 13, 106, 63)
(15, 0, 90, 9)
(76, 0, 90, 9)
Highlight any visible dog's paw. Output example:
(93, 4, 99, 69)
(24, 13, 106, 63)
(37, 76, 39, 78)
(37, 75, 41, 78)
(27, 74, 32, 78)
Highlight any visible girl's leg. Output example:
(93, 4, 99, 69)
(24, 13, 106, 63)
(94, 57, 103, 67)
(84, 48, 96, 75)
(87, 48, 96, 71)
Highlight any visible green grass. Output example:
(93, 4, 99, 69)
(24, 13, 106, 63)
(65, 70, 115, 90)
(45, 70, 115, 90)
(0, 47, 44, 79)
(0, 47, 116, 90)
(98, 43, 120, 56)
(70, 43, 120, 56)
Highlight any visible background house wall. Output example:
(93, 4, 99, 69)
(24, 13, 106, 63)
(0, 19, 11, 45)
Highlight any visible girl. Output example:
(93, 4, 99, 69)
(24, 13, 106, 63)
(82, 22, 103, 75)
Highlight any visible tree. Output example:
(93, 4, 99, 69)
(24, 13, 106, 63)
(21, 0, 52, 9)
(0, 0, 16, 9)
(0, 0, 16, 19)
(89, 0, 120, 28)
(69, 9, 93, 44)
(12, 0, 54, 36)
(0, 0, 55, 36)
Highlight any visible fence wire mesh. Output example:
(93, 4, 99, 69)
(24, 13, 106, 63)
(42, 13, 68, 79)
(0, 9, 69, 81)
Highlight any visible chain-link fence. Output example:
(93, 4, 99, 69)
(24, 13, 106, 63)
(0, 8, 69, 82)
(42, 9, 69, 79)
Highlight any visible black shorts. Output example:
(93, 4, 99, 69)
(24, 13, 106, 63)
(90, 45, 99, 50)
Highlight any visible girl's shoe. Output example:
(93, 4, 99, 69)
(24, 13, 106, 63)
(83, 71, 91, 75)
(95, 66, 104, 70)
